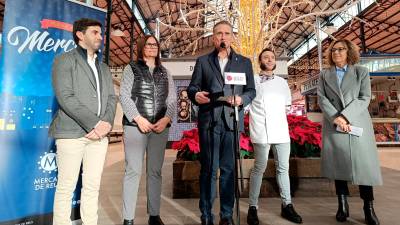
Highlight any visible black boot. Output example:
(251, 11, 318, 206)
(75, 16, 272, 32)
(281, 204, 303, 224)
(247, 206, 259, 225)
(363, 201, 380, 225)
(148, 215, 165, 225)
(123, 219, 134, 225)
(336, 195, 349, 222)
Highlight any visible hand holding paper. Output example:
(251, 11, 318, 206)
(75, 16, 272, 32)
(336, 125, 363, 137)
(195, 91, 210, 104)
(217, 95, 242, 106)
(226, 95, 242, 106)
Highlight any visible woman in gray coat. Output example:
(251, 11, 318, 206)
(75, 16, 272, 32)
(317, 39, 382, 225)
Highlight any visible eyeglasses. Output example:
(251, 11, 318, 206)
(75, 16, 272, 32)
(331, 47, 347, 53)
(145, 43, 158, 49)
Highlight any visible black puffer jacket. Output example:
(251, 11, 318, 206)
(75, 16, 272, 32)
(123, 60, 169, 126)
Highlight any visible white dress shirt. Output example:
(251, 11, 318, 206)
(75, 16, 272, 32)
(87, 54, 101, 116)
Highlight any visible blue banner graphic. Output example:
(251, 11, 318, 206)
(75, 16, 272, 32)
(0, 0, 106, 224)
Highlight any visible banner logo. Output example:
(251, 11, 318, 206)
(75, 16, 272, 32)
(37, 150, 57, 174)
(7, 19, 76, 54)
(34, 150, 58, 191)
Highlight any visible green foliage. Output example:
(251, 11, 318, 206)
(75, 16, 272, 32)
(290, 140, 321, 158)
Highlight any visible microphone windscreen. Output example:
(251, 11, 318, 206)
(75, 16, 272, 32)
(220, 42, 226, 48)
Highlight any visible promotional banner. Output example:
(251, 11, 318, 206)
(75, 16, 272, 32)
(0, 0, 106, 224)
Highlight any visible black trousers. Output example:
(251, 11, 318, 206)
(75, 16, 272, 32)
(335, 180, 374, 201)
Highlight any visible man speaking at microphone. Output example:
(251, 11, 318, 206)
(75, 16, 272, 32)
(187, 21, 256, 225)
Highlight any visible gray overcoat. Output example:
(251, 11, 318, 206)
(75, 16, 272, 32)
(317, 65, 383, 186)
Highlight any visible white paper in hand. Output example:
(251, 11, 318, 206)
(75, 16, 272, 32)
(336, 125, 363, 137)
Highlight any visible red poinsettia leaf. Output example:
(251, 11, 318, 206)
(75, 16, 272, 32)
(171, 141, 182, 150)
(239, 133, 253, 152)
(187, 139, 200, 153)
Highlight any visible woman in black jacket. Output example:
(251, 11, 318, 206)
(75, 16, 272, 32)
(119, 35, 176, 225)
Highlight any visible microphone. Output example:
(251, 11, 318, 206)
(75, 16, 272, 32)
(219, 42, 228, 56)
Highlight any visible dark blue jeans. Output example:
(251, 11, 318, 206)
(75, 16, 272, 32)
(199, 119, 235, 221)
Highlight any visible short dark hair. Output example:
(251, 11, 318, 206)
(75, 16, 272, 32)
(325, 39, 360, 66)
(72, 18, 102, 44)
(258, 48, 276, 70)
(137, 35, 161, 66)
(213, 20, 233, 33)
(258, 48, 275, 61)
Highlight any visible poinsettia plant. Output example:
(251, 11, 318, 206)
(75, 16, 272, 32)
(172, 114, 321, 160)
(240, 114, 254, 158)
(287, 115, 322, 157)
(171, 127, 201, 161)
(172, 114, 254, 161)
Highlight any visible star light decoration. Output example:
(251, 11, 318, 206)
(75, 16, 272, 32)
(156, 0, 361, 67)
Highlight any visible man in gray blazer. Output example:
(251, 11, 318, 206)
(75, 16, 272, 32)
(49, 18, 117, 225)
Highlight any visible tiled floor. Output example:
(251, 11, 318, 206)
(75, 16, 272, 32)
(98, 143, 400, 225)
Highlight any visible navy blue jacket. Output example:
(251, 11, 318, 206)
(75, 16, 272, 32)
(187, 49, 256, 131)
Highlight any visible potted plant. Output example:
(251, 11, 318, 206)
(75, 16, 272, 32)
(171, 115, 254, 198)
(287, 114, 322, 158)
(172, 114, 254, 161)
(172, 114, 322, 161)
(171, 114, 348, 198)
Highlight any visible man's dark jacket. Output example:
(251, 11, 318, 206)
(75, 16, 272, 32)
(187, 49, 256, 131)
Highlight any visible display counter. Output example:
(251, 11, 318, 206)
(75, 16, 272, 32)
(372, 118, 400, 145)
(299, 77, 400, 145)
(369, 74, 400, 144)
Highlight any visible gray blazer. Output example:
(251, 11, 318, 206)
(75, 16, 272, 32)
(317, 65, 382, 186)
(49, 47, 117, 139)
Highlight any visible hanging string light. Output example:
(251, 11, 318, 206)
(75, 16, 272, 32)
(157, 0, 360, 69)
